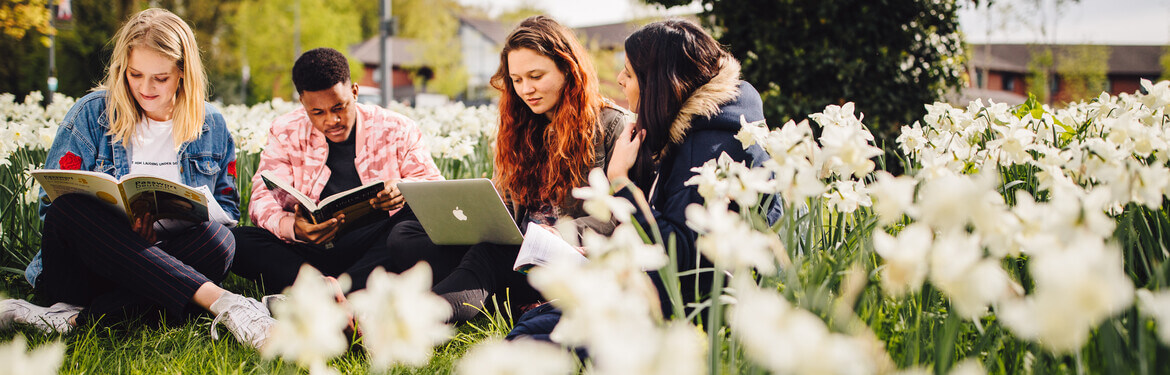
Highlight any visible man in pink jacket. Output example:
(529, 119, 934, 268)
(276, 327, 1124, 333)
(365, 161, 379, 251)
(231, 48, 443, 293)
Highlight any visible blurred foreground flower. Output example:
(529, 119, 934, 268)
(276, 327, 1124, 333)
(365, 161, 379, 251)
(728, 278, 889, 374)
(0, 335, 65, 375)
(999, 236, 1134, 353)
(262, 265, 350, 374)
(872, 224, 932, 296)
(1137, 289, 1170, 346)
(456, 339, 575, 375)
(572, 168, 634, 223)
(686, 201, 785, 274)
(348, 263, 452, 369)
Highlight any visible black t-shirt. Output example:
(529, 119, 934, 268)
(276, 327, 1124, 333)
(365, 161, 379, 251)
(320, 133, 362, 200)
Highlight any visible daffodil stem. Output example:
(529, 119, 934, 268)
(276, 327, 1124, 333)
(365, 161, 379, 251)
(707, 266, 726, 375)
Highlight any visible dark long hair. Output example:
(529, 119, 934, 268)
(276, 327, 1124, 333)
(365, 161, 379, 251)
(624, 19, 729, 190)
(490, 16, 602, 208)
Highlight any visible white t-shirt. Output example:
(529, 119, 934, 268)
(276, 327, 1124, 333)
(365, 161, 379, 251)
(129, 117, 187, 234)
(129, 117, 182, 182)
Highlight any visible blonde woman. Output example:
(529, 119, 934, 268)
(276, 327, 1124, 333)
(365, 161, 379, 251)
(0, 8, 273, 349)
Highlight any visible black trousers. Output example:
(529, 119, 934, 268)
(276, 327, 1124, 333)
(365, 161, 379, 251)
(231, 206, 450, 293)
(36, 194, 235, 325)
(389, 222, 542, 322)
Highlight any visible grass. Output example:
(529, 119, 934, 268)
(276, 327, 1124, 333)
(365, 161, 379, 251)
(1, 272, 510, 374)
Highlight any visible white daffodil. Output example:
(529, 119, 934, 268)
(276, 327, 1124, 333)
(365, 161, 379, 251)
(0, 335, 66, 375)
(572, 168, 635, 223)
(530, 261, 666, 373)
(928, 230, 1010, 320)
(872, 224, 932, 296)
(1140, 78, 1170, 110)
(999, 236, 1134, 353)
(262, 265, 350, 372)
(728, 277, 886, 375)
(818, 119, 883, 179)
(347, 263, 453, 369)
(1137, 289, 1170, 346)
(582, 223, 668, 272)
(896, 123, 928, 157)
(456, 339, 576, 375)
(685, 201, 783, 274)
(913, 171, 1002, 233)
(866, 171, 918, 225)
(823, 179, 872, 214)
(987, 121, 1036, 166)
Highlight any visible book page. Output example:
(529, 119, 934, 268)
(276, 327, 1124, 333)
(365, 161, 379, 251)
(514, 222, 588, 273)
(260, 171, 318, 211)
(31, 169, 126, 214)
(119, 174, 209, 223)
(316, 181, 384, 224)
(193, 185, 238, 227)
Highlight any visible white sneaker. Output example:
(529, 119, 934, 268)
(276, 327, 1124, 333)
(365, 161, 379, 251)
(210, 293, 275, 349)
(0, 299, 82, 334)
(261, 294, 286, 315)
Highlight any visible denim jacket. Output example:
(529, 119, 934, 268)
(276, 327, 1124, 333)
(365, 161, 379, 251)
(25, 90, 240, 287)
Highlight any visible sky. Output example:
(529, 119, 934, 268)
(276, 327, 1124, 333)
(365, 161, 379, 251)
(458, 0, 1170, 45)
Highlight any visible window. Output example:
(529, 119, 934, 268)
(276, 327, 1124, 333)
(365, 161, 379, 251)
(1004, 75, 1014, 91)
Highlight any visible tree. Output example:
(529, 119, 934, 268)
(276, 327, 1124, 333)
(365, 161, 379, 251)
(644, 0, 966, 142)
(232, 0, 363, 102)
(352, 0, 469, 98)
(391, 0, 467, 97)
(0, 0, 131, 99)
(1055, 44, 1108, 103)
(1026, 47, 1053, 104)
(0, 0, 53, 40)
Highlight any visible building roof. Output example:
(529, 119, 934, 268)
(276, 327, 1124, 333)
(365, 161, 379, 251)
(576, 21, 641, 50)
(969, 44, 1164, 75)
(350, 37, 421, 67)
(460, 16, 510, 45)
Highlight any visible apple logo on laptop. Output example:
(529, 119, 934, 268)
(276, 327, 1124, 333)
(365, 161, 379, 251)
(452, 207, 468, 221)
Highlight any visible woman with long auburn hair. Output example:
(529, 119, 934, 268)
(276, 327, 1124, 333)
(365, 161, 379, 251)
(1, 8, 274, 349)
(404, 15, 631, 322)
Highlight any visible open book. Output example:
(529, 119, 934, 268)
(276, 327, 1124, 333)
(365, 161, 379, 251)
(259, 170, 384, 227)
(32, 169, 237, 226)
(513, 222, 588, 273)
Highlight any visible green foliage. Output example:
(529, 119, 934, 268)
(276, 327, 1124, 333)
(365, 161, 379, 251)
(1056, 44, 1110, 104)
(0, 0, 54, 40)
(233, 0, 363, 102)
(1160, 47, 1170, 83)
(644, 0, 966, 142)
(1026, 47, 1054, 104)
(393, 0, 467, 96)
(0, 0, 126, 100)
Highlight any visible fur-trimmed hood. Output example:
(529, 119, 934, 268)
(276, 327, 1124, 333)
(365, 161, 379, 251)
(666, 57, 759, 145)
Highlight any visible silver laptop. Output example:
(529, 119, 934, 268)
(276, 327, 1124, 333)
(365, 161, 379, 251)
(397, 179, 524, 245)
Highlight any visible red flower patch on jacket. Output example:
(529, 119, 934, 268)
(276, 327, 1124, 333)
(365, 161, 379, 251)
(221, 187, 234, 196)
(59, 152, 82, 170)
(227, 160, 237, 178)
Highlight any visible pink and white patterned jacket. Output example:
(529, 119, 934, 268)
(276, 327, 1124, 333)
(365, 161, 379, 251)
(249, 102, 443, 241)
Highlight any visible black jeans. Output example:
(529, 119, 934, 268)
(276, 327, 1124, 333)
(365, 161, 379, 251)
(390, 220, 541, 322)
(36, 194, 235, 325)
(231, 206, 446, 293)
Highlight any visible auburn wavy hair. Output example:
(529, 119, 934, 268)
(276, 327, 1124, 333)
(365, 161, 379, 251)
(491, 16, 602, 208)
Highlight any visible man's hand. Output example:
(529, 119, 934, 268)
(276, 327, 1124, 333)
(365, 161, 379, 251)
(293, 205, 343, 244)
(370, 181, 404, 211)
(131, 212, 158, 244)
